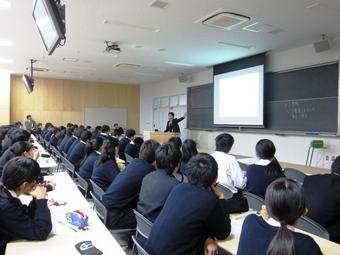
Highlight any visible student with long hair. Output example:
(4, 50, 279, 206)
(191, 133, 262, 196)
(0, 157, 52, 254)
(237, 178, 322, 255)
(180, 139, 198, 175)
(245, 139, 284, 198)
(91, 137, 120, 191)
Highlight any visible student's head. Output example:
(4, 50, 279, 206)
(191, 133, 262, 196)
(155, 143, 181, 175)
(97, 137, 119, 164)
(256, 139, 276, 160)
(95, 125, 101, 132)
(113, 127, 124, 137)
(73, 127, 83, 138)
(186, 153, 218, 189)
(10, 129, 31, 144)
(215, 133, 234, 153)
(66, 123, 73, 128)
(44, 122, 53, 130)
(10, 141, 32, 157)
(133, 137, 144, 151)
(168, 136, 182, 149)
(80, 130, 92, 142)
(182, 139, 198, 163)
(101, 124, 110, 134)
(37, 123, 42, 128)
(2, 157, 41, 194)
(113, 123, 118, 128)
(139, 139, 160, 164)
(168, 112, 174, 121)
(331, 156, 340, 175)
(66, 127, 74, 137)
(126, 129, 136, 139)
(13, 121, 23, 129)
(91, 137, 103, 151)
(26, 115, 32, 120)
(86, 125, 91, 131)
(265, 178, 306, 255)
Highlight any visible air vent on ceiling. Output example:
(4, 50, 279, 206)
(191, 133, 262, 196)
(218, 41, 253, 49)
(26, 67, 49, 72)
(202, 12, 250, 30)
(150, 0, 169, 9)
(114, 63, 141, 69)
(242, 22, 273, 33)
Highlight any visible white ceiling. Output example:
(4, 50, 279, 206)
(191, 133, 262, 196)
(0, 0, 340, 85)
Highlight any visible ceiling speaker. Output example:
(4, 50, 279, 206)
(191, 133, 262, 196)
(313, 39, 332, 53)
(178, 73, 192, 83)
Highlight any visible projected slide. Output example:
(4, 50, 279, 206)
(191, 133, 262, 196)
(214, 65, 264, 126)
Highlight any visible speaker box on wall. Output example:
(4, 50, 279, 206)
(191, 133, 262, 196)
(313, 39, 332, 53)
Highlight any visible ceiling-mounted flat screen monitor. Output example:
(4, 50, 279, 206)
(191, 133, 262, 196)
(32, 0, 65, 55)
(22, 75, 34, 93)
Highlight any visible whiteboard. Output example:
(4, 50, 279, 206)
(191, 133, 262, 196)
(84, 107, 127, 129)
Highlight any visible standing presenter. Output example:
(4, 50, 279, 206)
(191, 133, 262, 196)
(164, 112, 187, 133)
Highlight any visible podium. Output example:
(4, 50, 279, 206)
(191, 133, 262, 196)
(149, 131, 180, 144)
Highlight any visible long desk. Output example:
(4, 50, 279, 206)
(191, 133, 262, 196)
(218, 211, 340, 255)
(6, 172, 126, 255)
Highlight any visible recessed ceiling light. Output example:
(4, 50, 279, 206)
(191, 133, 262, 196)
(217, 41, 253, 49)
(164, 61, 193, 67)
(63, 57, 79, 62)
(0, 40, 13, 46)
(0, 0, 10, 9)
(0, 58, 14, 63)
(103, 20, 160, 33)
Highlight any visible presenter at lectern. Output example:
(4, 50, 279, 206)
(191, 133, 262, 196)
(164, 112, 187, 133)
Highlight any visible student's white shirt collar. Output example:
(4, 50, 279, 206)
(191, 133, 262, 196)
(265, 217, 295, 231)
(100, 132, 108, 136)
(7, 189, 18, 198)
(72, 135, 78, 139)
(80, 140, 86, 145)
(95, 150, 101, 155)
(255, 159, 271, 166)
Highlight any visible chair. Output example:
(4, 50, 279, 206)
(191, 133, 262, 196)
(124, 153, 134, 165)
(284, 168, 306, 186)
(90, 191, 108, 224)
(133, 209, 153, 239)
(296, 216, 330, 240)
(90, 179, 105, 199)
(132, 235, 149, 255)
(61, 156, 75, 178)
(243, 191, 265, 212)
(217, 184, 234, 200)
(75, 172, 89, 198)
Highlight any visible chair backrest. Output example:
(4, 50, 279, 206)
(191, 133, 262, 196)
(61, 156, 75, 178)
(295, 216, 330, 240)
(133, 209, 153, 239)
(217, 184, 234, 200)
(238, 161, 248, 172)
(124, 153, 134, 165)
(243, 191, 265, 211)
(132, 235, 149, 255)
(89, 179, 105, 199)
(75, 172, 89, 198)
(284, 168, 306, 186)
(89, 191, 108, 225)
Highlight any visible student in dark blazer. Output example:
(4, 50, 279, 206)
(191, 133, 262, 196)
(78, 137, 103, 182)
(1, 128, 31, 155)
(180, 139, 198, 175)
(124, 137, 144, 159)
(58, 127, 73, 152)
(118, 129, 136, 161)
(48, 127, 60, 147)
(102, 139, 160, 229)
(145, 153, 231, 255)
(66, 128, 84, 158)
(68, 131, 92, 169)
(100, 124, 111, 140)
(0, 157, 52, 255)
(237, 178, 322, 255)
(137, 142, 182, 222)
(245, 139, 284, 199)
(91, 137, 120, 191)
(164, 112, 186, 133)
(303, 156, 340, 243)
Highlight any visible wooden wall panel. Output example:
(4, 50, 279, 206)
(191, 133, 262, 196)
(10, 76, 140, 131)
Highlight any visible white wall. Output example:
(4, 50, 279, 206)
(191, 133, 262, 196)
(0, 71, 11, 125)
(140, 40, 340, 168)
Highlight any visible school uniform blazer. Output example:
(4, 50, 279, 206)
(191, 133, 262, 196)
(137, 169, 179, 222)
(303, 173, 340, 243)
(118, 137, 131, 160)
(91, 159, 120, 191)
(79, 151, 100, 181)
(58, 135, 71, 151)
(164, 117, 184, 133)
(66, 139, 80, 159)
(63, 136, 77, 154)
(124, 143, 139, 159)
(49, 135, 58, 147)
(68, 141, 86, 168)
(0, 150, 15, 175)
(102, 158, 155, 210)
(0, 186, 52, 255)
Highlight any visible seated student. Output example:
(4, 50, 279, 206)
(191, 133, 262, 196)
(137, 143, 181, 222)
(100, 124, 111, 140)
(1, 128, 31, 155)
(102, 140, 160, 229)
(65, 127, 83, 157)
(211, 133, 246, 192)
(42, 123, 54, 141)
(303, 156, 340, 243)
(168, 136, 182, 149)
(180, 139, 198, 175)
(58, 126, 73, 152)
(112, 127, 124, 140)
(145, 153, 231, 255)
(245, 139, 284, 199)
(48, 127, 60, 147)
(91, 137, 120, 191)
(118, 129, 136, 161)
(68, 130, 92, 169)
(35, 123, 43, 136)
(0, 157, 52, 255)
(124, 137, 144, 159)
(62, 128, 78, 154)
(237, 178, 322, 255)
(78, 137, 103, 182)
(91, 125, 102, 139)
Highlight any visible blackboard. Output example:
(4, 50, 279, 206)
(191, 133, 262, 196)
(187, 63, 339, 135)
